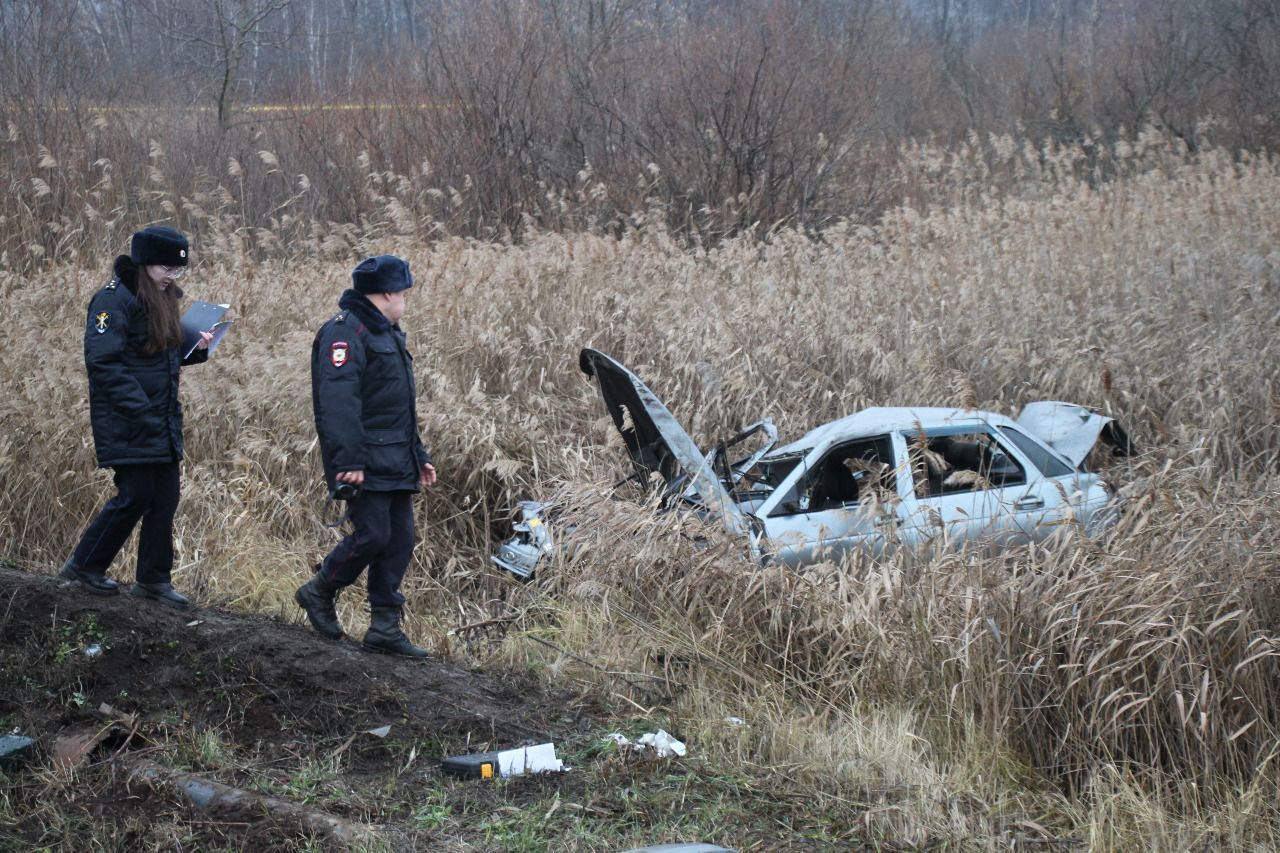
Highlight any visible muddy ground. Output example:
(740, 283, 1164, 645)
(0, 565, 621, 851)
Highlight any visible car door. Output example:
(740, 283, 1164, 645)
(896, 424, 1040, 551)
(995, 424, 1086, 542)
(759, 435, 900, 566)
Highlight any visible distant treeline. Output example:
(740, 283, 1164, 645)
(2, 0, 1277, 264)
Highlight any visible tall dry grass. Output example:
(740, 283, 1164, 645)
(1, 129, 1278, 846)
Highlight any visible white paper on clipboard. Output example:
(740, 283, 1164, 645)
(180, 301, 233, 358)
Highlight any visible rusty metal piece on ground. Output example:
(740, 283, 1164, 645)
(52, 727, 111, 771)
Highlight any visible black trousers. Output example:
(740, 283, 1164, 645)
(319, 490, 416, 607)
(70, 462, 181, 584)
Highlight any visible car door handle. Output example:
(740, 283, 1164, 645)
(1014, 497, 1044, 511)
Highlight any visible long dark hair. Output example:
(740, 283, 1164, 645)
(135, 266, 183, 355)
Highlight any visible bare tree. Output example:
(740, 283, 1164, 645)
(173, 0, 291, 128)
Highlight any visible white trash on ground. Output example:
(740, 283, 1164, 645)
(497, 742, 564, 776)
(605, 729, 687, 758)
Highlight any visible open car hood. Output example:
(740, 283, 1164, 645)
(1016, 401, 1135, 468)
(579, 349, 746, 529)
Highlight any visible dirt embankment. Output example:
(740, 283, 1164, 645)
(0, 566, 600, 850)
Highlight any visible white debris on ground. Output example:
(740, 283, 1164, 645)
(606, 729, 688, 758)
(497, 742, 564, 776)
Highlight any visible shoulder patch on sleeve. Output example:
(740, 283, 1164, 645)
(94, 311, 111, 334)
(330, 341, 350, 367)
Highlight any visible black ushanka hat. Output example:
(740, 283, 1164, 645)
(130, 226, 190, 267)
(352, 255, 413, 293)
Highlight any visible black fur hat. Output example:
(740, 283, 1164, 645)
(352, 255, 413, 293)
(130, 226, 189, 267)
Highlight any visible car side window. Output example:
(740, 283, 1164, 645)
(906, 429, 1026, 497)
(772, 435, 896, 515)
(997, 426, 1074, 477)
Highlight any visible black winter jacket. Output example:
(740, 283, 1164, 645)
(84, 256, 208, 468)
(311, 289, 432, 493)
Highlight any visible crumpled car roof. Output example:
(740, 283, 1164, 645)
(769, 406, 1017, 456)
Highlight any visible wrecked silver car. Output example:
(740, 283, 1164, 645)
(493, 349, 1131, 578)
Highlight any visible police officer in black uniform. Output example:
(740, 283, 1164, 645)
(61, 226, 213, 608)
(295, 255, 437, 657)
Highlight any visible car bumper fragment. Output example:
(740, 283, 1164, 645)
(491, 501, 553, 580)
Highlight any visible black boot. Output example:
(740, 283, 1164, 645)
(362, 606, 428, 658)
(294, 574, 344, 640)
(130, 582, 189, 609)
(59, 560, 120, 596)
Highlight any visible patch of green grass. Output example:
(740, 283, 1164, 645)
(50, 615, 107, 667)
(411, 785, 453, 830)
(68, 681, 89, 708)
(250, 757, 348, 806)
(52, 640, 75, 667)
(556, 726, 636, 766)
(478, 806, 548, 848)
(169, 727, 236, 770)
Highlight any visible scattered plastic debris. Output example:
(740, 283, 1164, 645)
(332, 724, 394, 759)
(723, 716, 746, 727)
(499, 742, 563, 776)
(638, 730, 687, 757)
(84, 644, 103, 658)
(605, 729, 687, 758)
(442, 750, 498, 779)
(442, 742, 564, 780)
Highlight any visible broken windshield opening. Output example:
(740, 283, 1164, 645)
(729, 451, 805, 516)
(711, 420, 779, 488)
(658, 422, 784, 511)
(743, 453, 804, 491)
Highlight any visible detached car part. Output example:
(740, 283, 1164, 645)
(490, 501, 553, 580)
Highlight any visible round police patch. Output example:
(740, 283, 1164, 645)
(331, 341, 349, 367)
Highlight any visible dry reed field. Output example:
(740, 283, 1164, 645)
(2, 130, 1279, 848)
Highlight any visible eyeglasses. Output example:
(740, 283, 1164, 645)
(160, 266, 186, 279)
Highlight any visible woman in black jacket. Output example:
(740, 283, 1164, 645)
(60, 226, 212, 609)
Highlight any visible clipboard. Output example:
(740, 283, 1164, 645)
(181, 301, 233, 358)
